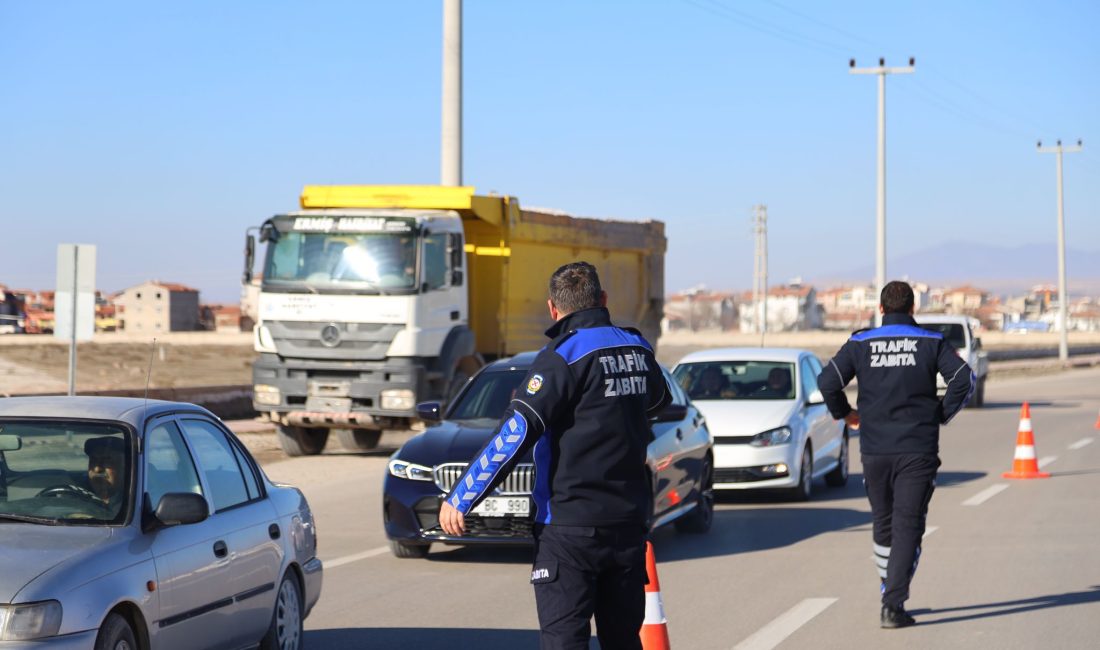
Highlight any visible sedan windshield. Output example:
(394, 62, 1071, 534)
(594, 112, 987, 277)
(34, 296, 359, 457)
(265, 230, 418, 292)
(0, 420, 131, 525)
(673, 361, 796, 401)
(448, 370, 527, 421)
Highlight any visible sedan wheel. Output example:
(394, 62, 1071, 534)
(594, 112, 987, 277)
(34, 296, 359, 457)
(261, 572, 304, 650)
(825, 431, 849, 487)
(94, 613, 137, 650)
(674, 455, 714, 534)
(786, 446, 813, 501)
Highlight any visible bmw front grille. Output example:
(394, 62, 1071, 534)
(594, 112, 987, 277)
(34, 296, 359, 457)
(433, 462, 535, 495)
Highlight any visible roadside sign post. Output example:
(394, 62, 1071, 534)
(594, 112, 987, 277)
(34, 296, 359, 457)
(55, 244, 96, 395)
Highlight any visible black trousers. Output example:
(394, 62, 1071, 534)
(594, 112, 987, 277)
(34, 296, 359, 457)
(531, 523, 647, 650)
(861, 453, 940, 608)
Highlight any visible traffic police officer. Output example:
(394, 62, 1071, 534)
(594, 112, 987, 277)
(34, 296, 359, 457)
(439, 261, 670, 649)
(817, 281, 974, 628)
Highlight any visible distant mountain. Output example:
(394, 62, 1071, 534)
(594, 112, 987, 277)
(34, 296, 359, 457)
(810, 241, 1100, 295)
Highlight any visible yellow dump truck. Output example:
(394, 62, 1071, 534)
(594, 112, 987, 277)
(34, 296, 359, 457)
(244, 185, 666, 456)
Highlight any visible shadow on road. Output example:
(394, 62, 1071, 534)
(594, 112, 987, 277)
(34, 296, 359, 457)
(980, 400, 1078, 410)
(306, 627, 541, 649)
(1049, 468, 1100, 478)
(427, 544, 532, 565)
(934, 471, 987, 487)
(909, 585, 1100, 625)
(652, 505, 871, 562)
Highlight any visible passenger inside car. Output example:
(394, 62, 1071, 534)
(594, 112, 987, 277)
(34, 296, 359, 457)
(688, 367, 739, 400)
(754, 368, 794, 399)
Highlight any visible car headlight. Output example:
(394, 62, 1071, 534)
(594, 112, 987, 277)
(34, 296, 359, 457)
(254, 384, 281, 406)
(750, 426, 792, 447)
(388, 458, 434, 481)
(381, 389, 416, 411)
(0, 601, 63, 641)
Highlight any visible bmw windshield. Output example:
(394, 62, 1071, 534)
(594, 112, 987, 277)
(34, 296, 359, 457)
(0, 420, 131, 525)
(262, 215, 420, 294)
(448, 370, 527, 424)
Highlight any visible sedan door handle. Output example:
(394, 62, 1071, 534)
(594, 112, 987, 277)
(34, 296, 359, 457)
(269, 524, 281, 540)
(675, 428, 683, 440)
(213, 540, 228, 558)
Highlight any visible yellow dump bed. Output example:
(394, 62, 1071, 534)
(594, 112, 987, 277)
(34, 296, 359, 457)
(301, 185, 666, 357)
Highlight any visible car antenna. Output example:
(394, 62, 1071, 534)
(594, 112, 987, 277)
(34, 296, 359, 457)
(142, 338, 157, 443)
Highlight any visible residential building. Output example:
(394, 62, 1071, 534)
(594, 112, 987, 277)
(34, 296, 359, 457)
(739, 281, 822, 332)
(116, 281, 201, 332)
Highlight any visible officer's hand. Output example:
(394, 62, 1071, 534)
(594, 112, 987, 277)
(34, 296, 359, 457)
(439, 502, 465, 536)
(844, 410, 860, 430)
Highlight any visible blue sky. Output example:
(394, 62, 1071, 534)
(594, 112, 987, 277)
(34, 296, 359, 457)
(2, 0, 1097, 302)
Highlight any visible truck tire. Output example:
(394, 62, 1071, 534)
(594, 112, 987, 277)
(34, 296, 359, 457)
(973, 377, 986, 408)
(337, 428, 382, 451)
(277, 425, 329, 457)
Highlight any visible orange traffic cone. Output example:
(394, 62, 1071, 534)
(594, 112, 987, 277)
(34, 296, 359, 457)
(640, 542, 671, 650)
(1094, 408, 1100, 430)
(1002, 402, 1050, 479)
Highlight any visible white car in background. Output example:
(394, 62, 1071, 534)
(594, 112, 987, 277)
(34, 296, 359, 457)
(672, 348, 848, 500)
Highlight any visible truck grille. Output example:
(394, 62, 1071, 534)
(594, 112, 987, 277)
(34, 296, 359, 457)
(434, 463, 535, 496)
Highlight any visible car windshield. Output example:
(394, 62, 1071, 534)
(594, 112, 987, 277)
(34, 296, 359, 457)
(0, 420, 131, 525)
(673, 361, 796, 401)
(264, 230, 418, 293)
(917, 322, 967, 350)
(448, 369, 527, 421)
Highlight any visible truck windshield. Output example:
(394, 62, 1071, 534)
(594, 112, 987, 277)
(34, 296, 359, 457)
(264, 231, 418, 292)
(918, 323, 967, 350)
(0, 420, 131, 525)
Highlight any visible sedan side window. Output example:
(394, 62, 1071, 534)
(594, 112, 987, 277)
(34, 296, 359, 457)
(663, 369, 687, 406)
(145, 421, 203, 511)
(180, 419, 252, 512)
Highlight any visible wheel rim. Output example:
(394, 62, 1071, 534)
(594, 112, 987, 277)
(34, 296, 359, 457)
(276, 578, 302, 650)
(700, 458, 714, 525)
(115, 641, 133, 650)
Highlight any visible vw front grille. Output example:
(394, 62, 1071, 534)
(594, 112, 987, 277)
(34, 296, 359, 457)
(434, 462, 535, 495)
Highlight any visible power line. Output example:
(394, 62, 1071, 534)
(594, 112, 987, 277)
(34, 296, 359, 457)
(680, 0, 848, 56)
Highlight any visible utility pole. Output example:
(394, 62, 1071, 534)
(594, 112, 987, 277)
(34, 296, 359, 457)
(441, 0, 462, 186)
(1037, 139, 1083, 363)
(850, 57, 914, 326)
(752, 204, 768, 343)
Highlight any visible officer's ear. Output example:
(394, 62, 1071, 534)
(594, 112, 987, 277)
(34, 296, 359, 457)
(547, 298, 561, 321)
(599, 291, 608, 308)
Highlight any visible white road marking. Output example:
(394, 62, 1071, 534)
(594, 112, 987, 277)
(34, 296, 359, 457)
(963, 484, 1009, 507)
(1068, 437, 1095, 451)
(1037, 455, 1057, 469)
(922, 526, 939, 539)
(732, 598, 837, 650)
(325, 546, 390, 568)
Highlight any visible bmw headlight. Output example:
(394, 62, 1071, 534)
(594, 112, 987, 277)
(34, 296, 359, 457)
(388, 458, 434, 481)
(0, 601, 63, 641)
(750, 426, 792, 447)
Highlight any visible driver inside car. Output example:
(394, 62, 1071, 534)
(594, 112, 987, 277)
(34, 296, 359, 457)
(85, 436, 126, 514)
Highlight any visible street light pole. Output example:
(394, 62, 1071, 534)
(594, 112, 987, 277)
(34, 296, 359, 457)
(1037, 139, 1083, 363)
(441, 0, 462, 186)
(850, 57, 914, 326)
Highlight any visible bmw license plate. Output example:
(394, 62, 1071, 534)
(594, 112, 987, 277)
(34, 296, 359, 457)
(472, 497, 531, 517)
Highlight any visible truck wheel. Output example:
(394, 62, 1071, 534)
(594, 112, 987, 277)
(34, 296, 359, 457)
(337, 428, 382, 451)
(390, 539, 430, 559)
(277, 425, 329, 457)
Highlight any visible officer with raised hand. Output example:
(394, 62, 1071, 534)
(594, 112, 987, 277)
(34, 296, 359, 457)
(439, 261, 670, 650)
(817, 281, 974, 629)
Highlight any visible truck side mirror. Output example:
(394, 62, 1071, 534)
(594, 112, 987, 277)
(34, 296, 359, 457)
(973, 337, 982, 350)
(448, 233, 464, 287)
(450, 270, 464, 287)
(243, 234, 256, 284)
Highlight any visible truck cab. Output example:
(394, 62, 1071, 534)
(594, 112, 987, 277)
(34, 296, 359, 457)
(914, 314, 989, 408)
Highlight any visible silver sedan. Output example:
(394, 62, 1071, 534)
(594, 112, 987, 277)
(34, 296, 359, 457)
(0, 396, 322, 649)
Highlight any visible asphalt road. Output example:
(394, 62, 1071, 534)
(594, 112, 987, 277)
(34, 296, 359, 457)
(256, 367, 1100, 649)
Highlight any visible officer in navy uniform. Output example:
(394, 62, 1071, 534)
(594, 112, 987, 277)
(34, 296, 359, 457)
(439, 261, 670, 650)
(818, 281, 974, 628)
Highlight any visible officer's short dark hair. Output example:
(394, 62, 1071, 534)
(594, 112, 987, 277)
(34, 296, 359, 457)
(549, 262, 603, 314)
(880, 281, 915, 314)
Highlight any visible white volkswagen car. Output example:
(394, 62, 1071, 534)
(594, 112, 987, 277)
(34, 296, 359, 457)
(672, 348, 848, 500)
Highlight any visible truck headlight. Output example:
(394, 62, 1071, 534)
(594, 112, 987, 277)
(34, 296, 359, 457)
(388, 459, 434, 481)
(0, 601, 63, 641)
(254, 384, 281, 406)
(750, 426, 792, 447)
(255, 324, 277, 353)
(381, 389, 415, 411)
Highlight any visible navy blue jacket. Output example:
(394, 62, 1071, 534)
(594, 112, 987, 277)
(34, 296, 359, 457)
(444, 307, 670, 527)
(817, 313, 974, 455)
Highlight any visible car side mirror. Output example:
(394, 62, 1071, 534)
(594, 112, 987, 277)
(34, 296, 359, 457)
(806, 389, 825, 405)
(0, 434, 22, 452)
(450, 269, 464, 287)
(416, 401, 443, 423)
(973, 337, 982, 350)
(652, 403, 688, 423)
(153, 493, 209, 528)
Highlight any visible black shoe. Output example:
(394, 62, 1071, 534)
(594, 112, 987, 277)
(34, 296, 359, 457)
(880, 604, 915, 629)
